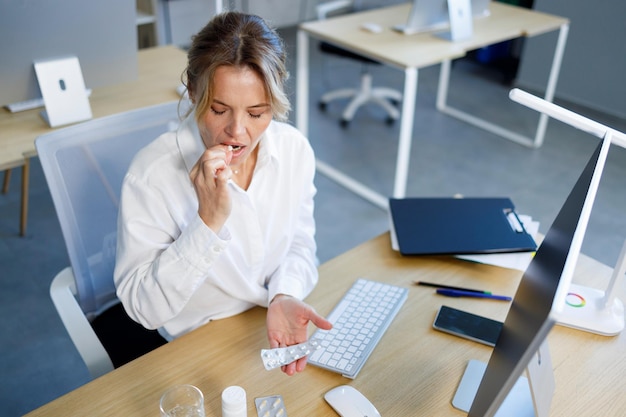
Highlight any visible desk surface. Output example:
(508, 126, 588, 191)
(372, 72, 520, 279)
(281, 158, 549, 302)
(26, 233, 625, 416)
(0, 45, 187, 169)
(300, 2, 568, 69)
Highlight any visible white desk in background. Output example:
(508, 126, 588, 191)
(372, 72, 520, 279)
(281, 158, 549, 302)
(296, 2, 569, 208)
(0, 46, 187, 236)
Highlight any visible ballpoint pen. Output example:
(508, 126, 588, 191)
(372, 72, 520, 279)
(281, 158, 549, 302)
(436, 288, 512, 301)
(414, 280, 492, 295)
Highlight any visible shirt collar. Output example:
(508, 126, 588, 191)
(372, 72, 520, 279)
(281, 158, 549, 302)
(176, 110, 205, 174)
(257, 121, 280, 171)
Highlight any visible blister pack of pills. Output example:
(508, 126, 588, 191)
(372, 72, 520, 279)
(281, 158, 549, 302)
(260, 339, 320, 370)
(255, 395, 288, 417)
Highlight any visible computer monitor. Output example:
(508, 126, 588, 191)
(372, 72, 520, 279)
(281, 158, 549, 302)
(394, 0, 491, 34)
(454, 131, 612, 416)
(0, 0, 137, 108)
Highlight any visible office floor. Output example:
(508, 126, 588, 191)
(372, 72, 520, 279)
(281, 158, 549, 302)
(2, 27, 625, 416)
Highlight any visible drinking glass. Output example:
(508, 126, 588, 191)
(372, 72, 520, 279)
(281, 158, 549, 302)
(159, 384, 205, 417)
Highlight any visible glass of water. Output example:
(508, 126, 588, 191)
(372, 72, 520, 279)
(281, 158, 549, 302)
(160, 384, 205, 417)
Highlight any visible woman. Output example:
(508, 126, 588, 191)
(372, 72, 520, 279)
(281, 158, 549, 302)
(114, 11, 331, 375)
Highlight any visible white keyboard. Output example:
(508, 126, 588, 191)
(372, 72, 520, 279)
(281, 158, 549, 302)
(308, 278, 408, 379)
(5, 97, 45, 113)
(5, 89, 92, 113)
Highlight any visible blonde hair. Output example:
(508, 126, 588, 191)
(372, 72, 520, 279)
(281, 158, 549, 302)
(184, 12, 290, 123)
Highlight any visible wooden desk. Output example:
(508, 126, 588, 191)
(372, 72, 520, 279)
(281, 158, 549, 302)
(297, 2, 570, 208)
(25, 233, 626, 416)
(0, 45, 187, 236)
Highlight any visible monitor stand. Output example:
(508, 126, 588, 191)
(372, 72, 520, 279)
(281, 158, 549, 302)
(452, 340, 554, 417)
(34, 56, 92, 128)
(436, 0, 473, 42)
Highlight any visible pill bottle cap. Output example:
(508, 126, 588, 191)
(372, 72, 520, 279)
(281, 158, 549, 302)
(222, 385, 247, 416)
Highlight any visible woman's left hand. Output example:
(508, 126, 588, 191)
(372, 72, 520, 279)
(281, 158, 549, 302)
(266, 295, 332, 376)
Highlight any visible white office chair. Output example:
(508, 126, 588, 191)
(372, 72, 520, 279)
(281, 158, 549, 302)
(36, 101, 183, 378)
(317, 0, 402, 127)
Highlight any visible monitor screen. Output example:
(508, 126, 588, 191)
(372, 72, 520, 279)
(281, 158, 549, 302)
(0, 0, 138, 107)
(467, 133, 611, 416)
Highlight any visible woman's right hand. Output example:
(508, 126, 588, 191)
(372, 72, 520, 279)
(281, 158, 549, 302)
(189, 145, 234, 233)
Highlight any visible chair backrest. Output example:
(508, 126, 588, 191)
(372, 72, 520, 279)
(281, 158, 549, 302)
(36, 101, 182, 318)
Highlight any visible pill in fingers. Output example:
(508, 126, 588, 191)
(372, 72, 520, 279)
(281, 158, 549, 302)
(225, 145, 233, 166)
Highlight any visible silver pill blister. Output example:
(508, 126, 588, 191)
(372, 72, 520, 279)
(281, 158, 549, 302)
(255, 394, 287, 417)
(260, 339, 320, 370)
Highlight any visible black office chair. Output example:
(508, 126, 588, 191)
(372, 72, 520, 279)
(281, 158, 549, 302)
(316, 0, 402, 128)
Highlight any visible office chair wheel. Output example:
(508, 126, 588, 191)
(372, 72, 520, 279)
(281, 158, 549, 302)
(318, 102, 328, 112)
(340, 118, 350, 128)
(385, 116, 396, 126)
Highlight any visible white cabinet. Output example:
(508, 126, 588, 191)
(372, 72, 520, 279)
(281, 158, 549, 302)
(158, 0, 219, 48)
(136, 0, 315, 50)
(136, 0, 221, 49)
(232, 0, 316, 28)
(136, 0, 160, 48)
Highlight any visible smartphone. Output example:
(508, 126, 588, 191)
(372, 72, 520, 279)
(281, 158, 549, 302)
(433, 305, 503, 346)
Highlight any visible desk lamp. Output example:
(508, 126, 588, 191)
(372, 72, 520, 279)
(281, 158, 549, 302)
(510, 88, 625, 336)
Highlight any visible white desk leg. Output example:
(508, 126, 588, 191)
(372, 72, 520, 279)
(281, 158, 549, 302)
(393, 67, 418, 198)
(436, 24, 570, 149)
(437, 59, 536, 147)
(302, 42, 418, 208)
(533, 23, 569, 147)
(315, 160, 389, 209)
(314, 68, 418, 208)
(296, 30, 309, 137)
(436, 59, 451, 111)
(300, 28, 388, 209)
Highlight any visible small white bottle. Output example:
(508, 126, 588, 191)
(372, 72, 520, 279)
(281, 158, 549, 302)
(222, 385, 247, 417)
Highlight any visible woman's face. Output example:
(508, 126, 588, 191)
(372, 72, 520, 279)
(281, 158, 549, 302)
(198, 65, 273, 169)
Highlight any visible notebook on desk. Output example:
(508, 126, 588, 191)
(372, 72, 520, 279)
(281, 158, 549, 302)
(389, 197, 537, 256)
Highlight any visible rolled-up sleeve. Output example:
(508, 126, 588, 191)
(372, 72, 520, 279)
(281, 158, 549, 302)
(114, 170, 230, 329)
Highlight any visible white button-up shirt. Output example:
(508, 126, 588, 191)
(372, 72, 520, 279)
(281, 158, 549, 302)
(114, 112, 318, 340)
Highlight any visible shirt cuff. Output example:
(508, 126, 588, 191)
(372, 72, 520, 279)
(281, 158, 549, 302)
(175, 215, 231, 271)
(266, 274, 306, 306)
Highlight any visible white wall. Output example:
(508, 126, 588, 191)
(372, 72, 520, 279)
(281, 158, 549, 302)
(516, 0, 626, 119)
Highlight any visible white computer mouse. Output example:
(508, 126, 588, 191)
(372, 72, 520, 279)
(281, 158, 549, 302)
(360, 22, 383, 34)
(324, 385, 382, 417)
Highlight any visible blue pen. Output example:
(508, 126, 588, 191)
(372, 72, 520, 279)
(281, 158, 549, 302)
(436, 288, 512, 301)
